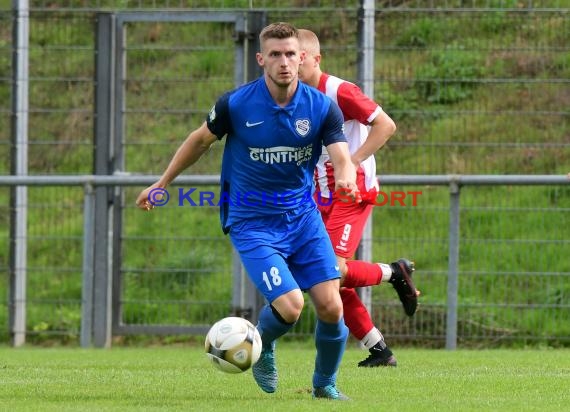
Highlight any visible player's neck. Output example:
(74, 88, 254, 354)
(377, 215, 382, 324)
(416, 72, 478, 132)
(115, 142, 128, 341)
(305, 71, 322, 88)
(266, 78, 298, 107)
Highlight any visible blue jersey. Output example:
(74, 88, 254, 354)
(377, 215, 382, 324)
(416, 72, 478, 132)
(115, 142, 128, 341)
(206, 76, 346, 233)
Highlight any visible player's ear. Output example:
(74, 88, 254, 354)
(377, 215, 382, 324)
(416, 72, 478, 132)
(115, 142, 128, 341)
(314, 53, 322, 66)
(256, 52, 264, 67)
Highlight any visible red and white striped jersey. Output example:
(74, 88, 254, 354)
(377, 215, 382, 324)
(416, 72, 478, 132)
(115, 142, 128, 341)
(314, 73, 383, 198)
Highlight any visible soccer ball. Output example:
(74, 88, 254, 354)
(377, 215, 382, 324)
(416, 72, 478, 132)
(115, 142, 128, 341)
(204, 316, 262, 374)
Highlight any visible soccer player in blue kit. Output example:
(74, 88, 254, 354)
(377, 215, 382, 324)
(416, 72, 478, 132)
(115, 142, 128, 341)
(136, 22, 357, 400)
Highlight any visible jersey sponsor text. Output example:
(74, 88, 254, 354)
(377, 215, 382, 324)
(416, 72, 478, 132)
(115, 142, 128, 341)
(249, 145, 313, 166)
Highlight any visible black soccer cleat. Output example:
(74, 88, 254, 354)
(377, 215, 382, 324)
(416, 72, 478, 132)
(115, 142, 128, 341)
(358, 345, 397, 367)
(389, 258, 418, 317)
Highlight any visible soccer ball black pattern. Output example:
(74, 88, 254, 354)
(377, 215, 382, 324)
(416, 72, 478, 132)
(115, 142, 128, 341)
(205, 317, 262, 373)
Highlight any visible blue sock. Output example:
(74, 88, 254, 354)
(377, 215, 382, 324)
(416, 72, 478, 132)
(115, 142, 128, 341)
(312, 317, 349, 388)
(256, 304, 296, 351)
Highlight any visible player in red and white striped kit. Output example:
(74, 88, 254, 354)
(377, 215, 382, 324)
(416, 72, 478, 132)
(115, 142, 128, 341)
(299, 29, 420, 367)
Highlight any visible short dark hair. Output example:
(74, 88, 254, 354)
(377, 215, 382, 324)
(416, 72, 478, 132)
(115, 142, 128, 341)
(259, 22, 298, 44)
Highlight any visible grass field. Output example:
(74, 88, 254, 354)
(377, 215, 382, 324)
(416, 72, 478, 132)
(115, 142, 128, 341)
(1, 344, 568, 412)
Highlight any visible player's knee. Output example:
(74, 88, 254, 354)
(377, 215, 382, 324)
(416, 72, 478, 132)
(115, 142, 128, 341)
(279, 299, 303, 323)
(280, 306, 303, 323)
(338, 261, 348, 276)
(337, 258, 349, 285)
(314, 298, 343, 323)
(272, 290, 304, 323)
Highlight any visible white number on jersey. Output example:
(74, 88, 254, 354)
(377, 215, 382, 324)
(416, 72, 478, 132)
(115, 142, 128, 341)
(261, 267, 282, 291)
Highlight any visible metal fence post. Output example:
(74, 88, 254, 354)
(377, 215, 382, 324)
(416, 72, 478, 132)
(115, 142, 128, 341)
(9, 0, 30, 348)
(446, 179, 460, 350)
(355, 0, 376, 319)
(231, 249, 262, 322)
(231, 11, 266, 324)
(80, 182, 95, 347)
(93, 13, 115, 348)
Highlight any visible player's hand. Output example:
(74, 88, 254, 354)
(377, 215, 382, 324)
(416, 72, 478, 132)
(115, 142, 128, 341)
(136, 183, 162, 211)
(335, 180, 361, 203)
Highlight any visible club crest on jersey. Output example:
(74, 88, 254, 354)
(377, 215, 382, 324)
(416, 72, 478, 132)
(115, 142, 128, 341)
(295, 119, 310, 137)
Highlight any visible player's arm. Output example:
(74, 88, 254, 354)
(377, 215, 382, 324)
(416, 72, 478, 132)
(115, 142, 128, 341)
(336, 82, 397, 166)
(351, 109, 396, 166)
(155, 122, 217, 187)
(321, 102, 357, 194)
(135, 122, 217, 210)
(327, 141, 357, 194)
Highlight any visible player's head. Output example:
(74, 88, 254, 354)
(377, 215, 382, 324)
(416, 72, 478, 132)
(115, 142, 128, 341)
(297, 29, 322, 87)
(259, 22, 299, 48)
(257, 22, 304, 89)
(298, 29, 321, 57)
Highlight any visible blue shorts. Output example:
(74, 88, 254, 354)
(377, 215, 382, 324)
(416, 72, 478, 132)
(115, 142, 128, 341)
(229, 206, 340, 304)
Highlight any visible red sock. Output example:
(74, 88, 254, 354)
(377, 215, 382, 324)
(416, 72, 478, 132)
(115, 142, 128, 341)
(343, 260, 382, 288)
(340, 288, 374, 341)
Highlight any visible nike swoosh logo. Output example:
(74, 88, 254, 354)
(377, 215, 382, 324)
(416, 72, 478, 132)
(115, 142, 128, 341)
(334, 265, 340, 271)
(246, 121, 264, 127)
